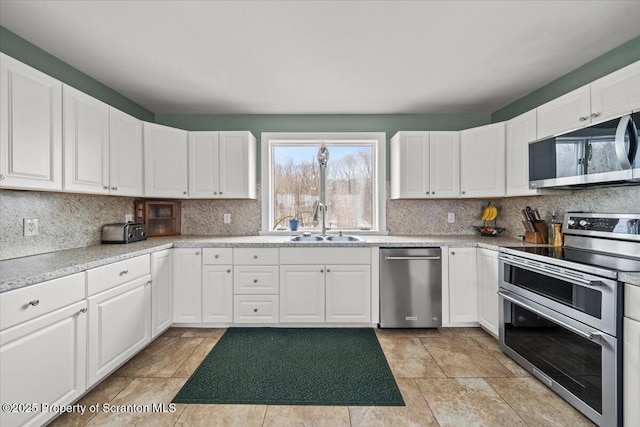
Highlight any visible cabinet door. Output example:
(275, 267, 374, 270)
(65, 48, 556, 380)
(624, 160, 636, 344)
(173, 248, 202, 323)
(202, 265, 233, 323)
(188, 131, 220, 198)
(143, 122, 188, 198)
(536, 85, 591, 139)
(506, 110, 539, 196)
(624, 317, 640, 427)
(429, 131, 460, 198)
(0, 54, 63, 191)
(591, 61, 640, 123)
(63, 85, 110, 194)
(279, 265, 325, 323)
(109, 108, 143, 196)
(448, 248, 477, 324)
(0, 301, 86, 427)
(218, 131, 256, 199)
(87, 276, 151, 387)
(151, 249, 173, 338)
(390, 131, 430, 199)
(326, 265, 371, 323)
(476, 248, 499, 336)
(460, 122, 506, 198)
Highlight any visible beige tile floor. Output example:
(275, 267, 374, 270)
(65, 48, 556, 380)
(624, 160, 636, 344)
(50, 327, 595, 427)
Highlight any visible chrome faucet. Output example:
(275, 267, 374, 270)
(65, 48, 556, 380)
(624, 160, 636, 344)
(313, 202, 328, 236)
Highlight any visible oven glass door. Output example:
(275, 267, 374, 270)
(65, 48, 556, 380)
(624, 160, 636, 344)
(502, 299, 603, 413)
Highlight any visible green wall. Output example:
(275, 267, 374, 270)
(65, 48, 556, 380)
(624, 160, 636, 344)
(0, 26, 154, 122)
(492, 36, 640, 122)
(155, 113, 491, 180)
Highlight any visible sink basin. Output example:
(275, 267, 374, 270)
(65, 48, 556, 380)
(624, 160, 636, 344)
(290, 235, 325, 242)
(324, 235, 361, 242)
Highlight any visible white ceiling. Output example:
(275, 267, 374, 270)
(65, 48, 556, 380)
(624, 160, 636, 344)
(1, 1, 639, 115)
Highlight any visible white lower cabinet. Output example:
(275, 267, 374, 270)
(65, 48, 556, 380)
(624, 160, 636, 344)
(326, 265, 371, 323)
(0, 300, 87, 427)
(447, 247, 478, 325)
(87, 275, 151, 387)
(202, 265, 234, 323)
(173, 248, 202, 323)
(624, 284, 640, 427)
(476, 248, 499, 336)
(280, 265, 326, 323)
(234, 295, 279, 323)
(151, 249, 173, 338)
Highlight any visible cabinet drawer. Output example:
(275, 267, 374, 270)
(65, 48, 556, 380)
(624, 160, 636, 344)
(234, 295, 279, 323)
(234, 248, 279, 265)
(203, 248, 233, 265)
(234, 266, 279, 294)
(625, 284, 640, 322)
(87, 254, 150, 296)
(0, 273, 85, 331)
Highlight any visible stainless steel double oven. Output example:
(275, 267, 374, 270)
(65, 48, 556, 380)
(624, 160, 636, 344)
(499, 213, 640, 427)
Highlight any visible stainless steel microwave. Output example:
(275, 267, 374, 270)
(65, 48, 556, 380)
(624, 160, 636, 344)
(529, 112, 639, 189)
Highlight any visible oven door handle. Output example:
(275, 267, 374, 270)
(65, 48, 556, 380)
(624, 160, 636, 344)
(498, 290, 601, 341)
(500, 256, 605, 288)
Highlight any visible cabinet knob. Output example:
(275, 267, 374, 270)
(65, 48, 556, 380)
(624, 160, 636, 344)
(320, 269, 324, 273)
(327, 269, 331, 273)
(195, 251, 200, 255)
(214, 192, 218, 195)
(591, 112, 601, 119)
(253, 308, 258, 313)
(461, 191, 466, 195)
(146, 281, 152, 286)
(451, 251, 455, 255)
(215, 254, 220, 258)
(227, 269, 231, 273)
(579, 115, 589, 122)
(219, 192, 223, 195)
(119, 270, 129, 276)
(103, 186, 108, 190)
(111, 186, 118, 191)
(80, 308, 87, 314)
(253, 279, 258, 283)
(183, 191, 187, 195)
(28, 300, 40, 307)
(253, 255, 258, 259)
(0, 174, 5, 180)
(432, 191, 435, 194)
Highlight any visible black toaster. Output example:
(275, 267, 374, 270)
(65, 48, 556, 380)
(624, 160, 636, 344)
(101, 222, 147, 244)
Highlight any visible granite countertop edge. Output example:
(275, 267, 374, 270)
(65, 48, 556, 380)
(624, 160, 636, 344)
(0, 234, 556, 293)
(619, 272, 640, 286)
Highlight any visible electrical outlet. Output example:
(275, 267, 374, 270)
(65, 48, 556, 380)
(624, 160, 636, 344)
(125, 214, 134, 222)
(23, 218, 39, 236)
(223, 213, 231, 224)
(448, 213, 455, 223)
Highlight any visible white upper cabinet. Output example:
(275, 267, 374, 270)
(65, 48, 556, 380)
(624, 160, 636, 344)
(536, 86, 591, 139)
(429, 131, 460, 198)
(0, 53, 63, 191)
(460, 122, 506, 198)
(144, 122, 188, 198)
(591, 60, 640, 122)
(506, 110, 538, 196)
(63, 85, 110, 194)
(390, 131, 459, 199)
(189, 131, 256, 199)
(109, 108, 143, 196)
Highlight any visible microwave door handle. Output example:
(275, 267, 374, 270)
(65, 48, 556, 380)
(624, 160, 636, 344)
(498, 290, 600, 341)
(500, 256, 605, 288)
(614, 115, 635, 169)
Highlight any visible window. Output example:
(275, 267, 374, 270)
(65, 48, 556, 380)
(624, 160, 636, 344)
(261, 133, 386, 233)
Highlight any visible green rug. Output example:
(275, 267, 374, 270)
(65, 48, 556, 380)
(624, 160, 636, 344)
(172, 328, 404, 406)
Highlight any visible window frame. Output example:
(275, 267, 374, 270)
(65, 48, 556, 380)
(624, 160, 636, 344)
(261, 132, 386, 234)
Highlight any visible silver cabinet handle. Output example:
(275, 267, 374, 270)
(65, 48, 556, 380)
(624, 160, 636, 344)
(119, 270, 129, 276)
(591, 112, 601, 119)
(111, 186, 118, 191)
(215, 254, 220, 258)
(498, 290, 600, 340)
(385, 256, 441, 260)
(28, 300, 40, 307)
(579, 116, 589, 121)
(80, 308, 87, 314)
(614, 115, 634, 169)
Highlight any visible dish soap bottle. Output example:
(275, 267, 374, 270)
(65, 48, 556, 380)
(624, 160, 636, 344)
(548, 211, 556, 245)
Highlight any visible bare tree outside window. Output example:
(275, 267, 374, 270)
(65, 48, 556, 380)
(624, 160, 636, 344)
(273, 144, 373, 230)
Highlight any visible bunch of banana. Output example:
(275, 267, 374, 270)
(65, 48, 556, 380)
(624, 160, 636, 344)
(481, 204, 498, 221)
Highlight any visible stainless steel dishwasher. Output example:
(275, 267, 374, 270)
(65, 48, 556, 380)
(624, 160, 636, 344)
(379, 247, 442, 328)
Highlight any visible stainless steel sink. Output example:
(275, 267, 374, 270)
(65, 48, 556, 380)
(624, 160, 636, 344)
(290, 235, 325, 242)
(324, 235, 361, 242)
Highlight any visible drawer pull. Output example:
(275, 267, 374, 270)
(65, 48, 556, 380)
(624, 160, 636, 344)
(79, 308, 87, 314)
(253, 279, 258, 283)
(320, 269, 324, 273)
(28, 300, 40, 307)
(327, 269, 331, 273)
(253, 308, 258, 313)
(254, 255, 258, 259)
(195, 252, 200, 255)
(215, 254, 220, 259)
(119, 270, 129, 276)
(227, 269, 231, 273)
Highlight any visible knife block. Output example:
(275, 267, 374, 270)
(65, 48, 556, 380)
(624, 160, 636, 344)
(525, 220, 548, 244)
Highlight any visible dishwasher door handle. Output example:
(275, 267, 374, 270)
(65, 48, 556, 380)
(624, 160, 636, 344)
(384, 256, 441, 260)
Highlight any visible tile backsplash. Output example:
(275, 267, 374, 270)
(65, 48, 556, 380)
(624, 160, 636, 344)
(2, 184, 639, 260)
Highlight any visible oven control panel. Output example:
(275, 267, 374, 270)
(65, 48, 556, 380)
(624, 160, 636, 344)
(566, 214, 640, 235)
